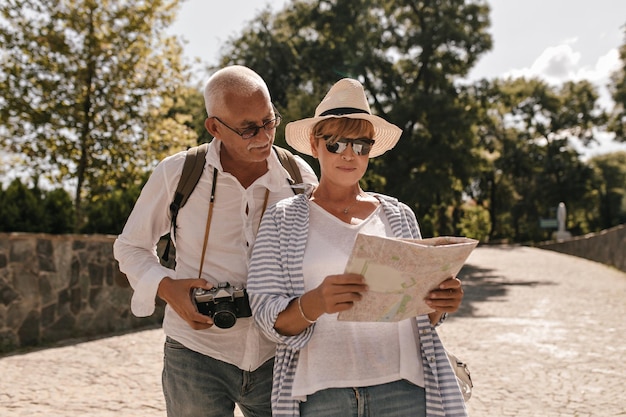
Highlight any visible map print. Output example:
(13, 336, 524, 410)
(337, 235, 478, 322)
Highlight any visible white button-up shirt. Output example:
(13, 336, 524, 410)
(114, 139, 317, 371)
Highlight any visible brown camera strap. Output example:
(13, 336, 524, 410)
(197, 167, 269, 278)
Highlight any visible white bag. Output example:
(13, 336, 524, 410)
(446, 351, 473, 401)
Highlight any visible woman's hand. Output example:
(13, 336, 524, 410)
(311, 273, 369, 315)
(274, 273, 368, 336)
(426, 277, 464, 324)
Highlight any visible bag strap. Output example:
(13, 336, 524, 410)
(272, 145, 304, 194)
(163, 143, 209, 261)
(162, 143, 303, 262)
(171, 143, 209, 219)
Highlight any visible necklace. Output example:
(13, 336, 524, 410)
(313, 189, 363, 214)
(342, 195, 361, 214)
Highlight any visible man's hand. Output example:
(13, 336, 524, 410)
(157, 277, 215, 330)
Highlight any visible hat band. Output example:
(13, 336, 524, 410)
(319, 107, 370, 117)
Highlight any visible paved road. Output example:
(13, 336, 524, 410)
(1, 246, 625, 416)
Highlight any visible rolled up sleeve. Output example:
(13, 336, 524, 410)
(113, 154, 181, 317)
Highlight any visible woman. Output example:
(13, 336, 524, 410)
(247, 78, 468, 417)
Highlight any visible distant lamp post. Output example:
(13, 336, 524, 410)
(554, 202, 572, 241)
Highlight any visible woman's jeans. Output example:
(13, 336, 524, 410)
(162, 337, 273, 417)
(299, 379, 426, 417)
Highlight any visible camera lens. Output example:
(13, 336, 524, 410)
(212, 303, 237, 329)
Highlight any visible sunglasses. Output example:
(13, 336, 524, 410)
(323, 136, 375, 156)
(213, 116, 281, 140)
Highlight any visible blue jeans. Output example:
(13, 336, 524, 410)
(299, 379, 426, 417)
(162, 337, 273, 417)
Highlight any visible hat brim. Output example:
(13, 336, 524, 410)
(286, 114, 402, 158)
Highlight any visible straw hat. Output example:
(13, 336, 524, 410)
(285, 78, 402, 158)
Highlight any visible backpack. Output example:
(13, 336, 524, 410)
(161, 143, 304, 262)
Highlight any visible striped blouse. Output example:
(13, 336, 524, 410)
(248, 192, 468, 417)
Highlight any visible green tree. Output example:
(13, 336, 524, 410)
(217, 0, 493, 236)
(456, 200, 490, 242)
(0, 0, 196, 231)
(588, 151, 626, 228)
(166, 85, 212, 145)
(608, 27, 626, 141)
(42, 188, 75, 233)
(82, 182, 143, 234)
(468, 77, 604, 241)
(0, 179, 76, 233)
(0, 179, 45, 232)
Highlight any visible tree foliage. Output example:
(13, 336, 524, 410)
(81, 179, 145, 234)
(588, 151, 626, 228)
(0, 0, 196, 230)
(0, 176, 144, 234)
(1, 0, 623, 240)
(467, 77, 605, 241)
(0, 179, 74, 233)
(609, 27, 626, 142)
(217, 0, 493, 236)
(208, 0, 625, 241)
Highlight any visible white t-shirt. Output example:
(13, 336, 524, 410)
(291, 203, 425, 399)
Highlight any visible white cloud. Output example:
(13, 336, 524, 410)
(507, 42, 579, 83)
(506, 41, 621, 85)
(571, 131, 626, 161)
(504, 41, 622, 110)
(575, 48, 621, 82)
(535, 43, 581, 80)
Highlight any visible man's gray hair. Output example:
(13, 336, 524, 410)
(203, 65, 270, 117)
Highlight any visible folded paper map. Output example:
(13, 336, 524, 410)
(337, 234, 478, 322)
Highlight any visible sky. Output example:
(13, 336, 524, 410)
(169, 0, 626, 159)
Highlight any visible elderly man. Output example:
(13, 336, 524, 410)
(114, 65, 317, 417)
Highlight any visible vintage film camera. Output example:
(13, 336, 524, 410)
(193, 282, 252, 329)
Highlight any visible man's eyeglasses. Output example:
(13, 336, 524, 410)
(323, 136, 375, 156)
(213, 115, 281, 139)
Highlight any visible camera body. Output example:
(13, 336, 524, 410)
(193, 282, 252, 329)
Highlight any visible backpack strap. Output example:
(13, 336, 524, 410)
(163, 143, 209, 261)
(273, 145, 304, 194)
(162, 143, 303, 262)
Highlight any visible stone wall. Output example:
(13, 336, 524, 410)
(0, 233, 163, 354)
(1, 225, 623, 355)
(536, 224, 626, 273)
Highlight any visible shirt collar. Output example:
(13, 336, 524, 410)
(204, 139, 293, 192)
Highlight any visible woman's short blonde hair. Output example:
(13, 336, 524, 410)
(312, 118, 375, 145)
